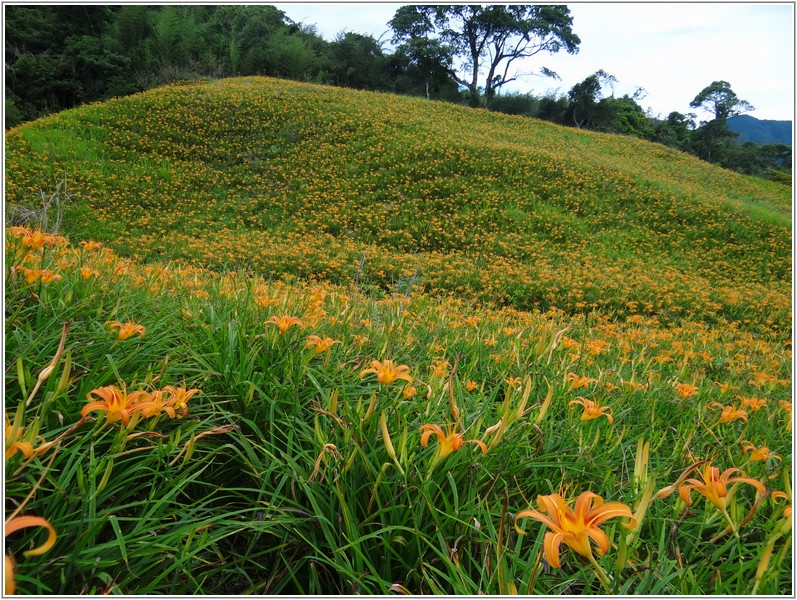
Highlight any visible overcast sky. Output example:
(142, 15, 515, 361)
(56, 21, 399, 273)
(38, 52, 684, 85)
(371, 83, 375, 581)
(273, 2, 794, 121)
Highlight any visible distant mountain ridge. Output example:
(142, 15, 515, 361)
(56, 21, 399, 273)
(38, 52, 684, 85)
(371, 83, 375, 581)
(728, 114, 792, 145)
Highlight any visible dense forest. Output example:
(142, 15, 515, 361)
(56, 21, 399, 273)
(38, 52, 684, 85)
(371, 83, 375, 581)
(727, 115, 792, 145)
(4, 4, 791, 181)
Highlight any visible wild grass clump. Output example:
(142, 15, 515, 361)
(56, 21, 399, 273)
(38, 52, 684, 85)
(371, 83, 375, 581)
(5, 227, 791, 594)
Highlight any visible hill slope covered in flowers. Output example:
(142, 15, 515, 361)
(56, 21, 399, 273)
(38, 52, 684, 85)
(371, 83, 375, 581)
(4, 77, 792, 595)
(5, 76, 791, 336)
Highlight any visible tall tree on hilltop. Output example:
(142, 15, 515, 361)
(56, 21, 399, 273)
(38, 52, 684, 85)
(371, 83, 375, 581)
(389, 5, 580, 109)
(567, 69, 615, 129)
(328, 32, 389, 90)
(689, 81, 754, 165)
(391, 36, 454, 100)
(689, 80, 754, 121)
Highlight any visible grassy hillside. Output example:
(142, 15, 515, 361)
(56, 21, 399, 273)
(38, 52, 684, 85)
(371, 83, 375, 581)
(5, 77, 791, 335)
(4, 77, 792, 595)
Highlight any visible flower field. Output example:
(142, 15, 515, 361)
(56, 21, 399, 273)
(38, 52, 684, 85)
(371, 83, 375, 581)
(4, 77, 792, 594)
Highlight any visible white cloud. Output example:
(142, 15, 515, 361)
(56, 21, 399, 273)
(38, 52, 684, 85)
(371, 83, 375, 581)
(273, 2, 794, 120)
(276, 2, 402, 42)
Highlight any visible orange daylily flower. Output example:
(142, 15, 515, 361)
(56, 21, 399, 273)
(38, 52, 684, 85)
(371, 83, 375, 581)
(402, 386, 417, 399)
(5, 414, 55, 460)
(771, 491, 792, 520)
(566, 372, 596, 390)
(161, 386, 201, 417)
(360, 359, 413, 385)
(430, 360, 451, 378)
(8, 227, 61, 250)
(16, 267, 61, 285)
(737, 396, 767, 411)
(351, 334, 369, 347)
(713, 381, 734, 395)
(561, 336, 580, 350)
(81, 385, 150, 425)
(569, 397, 614, 423)
(585, 339, 609, 356)
(80, 266, 99, 280)
(514, 491, 636, 568)
(740, 441, 781, 463)
(674, 382, 699, 399)
(749, 372, 776, 388)
(420, 423, 487, 460)
(38, 270, 62, 284)
(707, 402, 748, 424)
(15, 267, 39, 285)
(107, 321, 146, 341)
(505, 376, 522, 390)
(465, 380, 478, 392)
(5, 515, 57, 595)
(136, 386, 201, 419)
(79, 240, 103, 251)
(254, 294, 276, 308)
(305, 335, 341, 354)
(657, 460, 765, 512)
(265, 315, 304, 334)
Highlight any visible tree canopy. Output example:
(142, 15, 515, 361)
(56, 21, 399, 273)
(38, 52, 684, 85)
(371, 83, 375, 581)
(389, 5, 579, 108)
(689, 80, 754, 121)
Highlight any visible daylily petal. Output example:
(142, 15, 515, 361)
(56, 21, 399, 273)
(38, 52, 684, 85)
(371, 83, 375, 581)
(514, 507, 560, 535)
(543, 531, 565, 568)
(5, 515, 57, 557)
(538, 494, 566, 522)
(420, 424, 443, 447)
(729, 475, 766, 496)
(678, 483, 695, 506)
(574, 490, 599, 517)
(584, 525, 611, 556)
(462, 438, 487, 454)
(81, 400, 110, 418)
(6, 554, 16, 595)
(586, 501, 637, 528)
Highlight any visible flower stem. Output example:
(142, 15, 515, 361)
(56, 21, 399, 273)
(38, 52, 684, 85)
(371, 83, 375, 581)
(587, 552, 612, 593)
(721, 508, 740, 539)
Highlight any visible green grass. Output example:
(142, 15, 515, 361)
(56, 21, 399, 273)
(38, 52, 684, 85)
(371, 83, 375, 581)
(4, 76, 792, 595)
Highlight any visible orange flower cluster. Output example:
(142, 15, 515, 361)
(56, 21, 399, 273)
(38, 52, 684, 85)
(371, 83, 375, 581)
(7, 227, 63, 250)
(81, 385, 201, 425)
